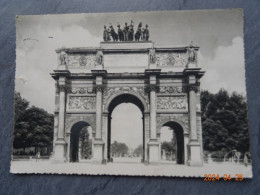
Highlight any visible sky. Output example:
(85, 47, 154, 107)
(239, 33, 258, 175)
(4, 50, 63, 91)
(15, 10, 246, 149)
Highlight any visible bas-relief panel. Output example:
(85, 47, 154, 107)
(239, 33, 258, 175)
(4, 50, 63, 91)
(156, 52, 187, 67)
(68, 54, 95, 68)
(67, 96, 96, 110)
(157, 96, 187, 110)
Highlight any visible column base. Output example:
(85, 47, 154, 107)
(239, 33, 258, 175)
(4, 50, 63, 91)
(148, 140, 160, 164)
(187, 62, 196, 68)
(92, 139, 105, 164)
(52, 138, 67, 163)
(187, 141, 203, 166)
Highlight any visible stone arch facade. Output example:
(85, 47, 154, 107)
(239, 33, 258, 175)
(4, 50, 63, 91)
(51, 41, 205, 166)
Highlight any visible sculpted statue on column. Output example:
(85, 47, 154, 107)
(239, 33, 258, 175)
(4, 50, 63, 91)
(149, 48, 156, 64)
(187, 41, 196, 63)
(95, 50, 104, 67)
(60, 51, 67, 65)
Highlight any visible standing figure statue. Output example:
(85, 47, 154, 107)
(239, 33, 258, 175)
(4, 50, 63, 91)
(135, 22, 142, 41)
(123, 22, 129, 41)
(109, 23, 118, 41)
(60, 50, 67, 65)
(143, 24, 149, 41)
(128, 20, 134, 41)
(95, 50, 104, 66)
(117, 24, 124, 41)
(149, 48, 156, 64)
(103, 26, 110, 42)
(188, 41, 196, 63)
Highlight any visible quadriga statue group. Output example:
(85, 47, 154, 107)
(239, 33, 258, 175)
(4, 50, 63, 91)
(103, 21, 150, 42)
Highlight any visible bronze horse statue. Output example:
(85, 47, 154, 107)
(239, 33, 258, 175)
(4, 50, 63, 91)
(135, 22, 142, 41)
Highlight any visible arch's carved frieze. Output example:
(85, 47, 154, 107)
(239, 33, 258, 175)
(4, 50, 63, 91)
(67, 87, 94, 94)
(159, 86, 187, 94)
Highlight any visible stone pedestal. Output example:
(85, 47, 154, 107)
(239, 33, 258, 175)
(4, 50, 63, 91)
(188, 141, 203, 166)
(148, 141, 160, 164)
(92, 139, 105, 164)
(53, 139, 66, 163)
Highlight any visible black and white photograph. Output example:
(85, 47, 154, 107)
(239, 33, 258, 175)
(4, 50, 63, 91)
(11, 9, 252, 177)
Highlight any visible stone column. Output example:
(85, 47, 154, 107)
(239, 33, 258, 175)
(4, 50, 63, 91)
(187, 82, 203, 166)
(145, 69, 161, 164)
(150, 86, 157, 140)
(53, 77, 67, 162)
(189, 86, 197, 141)
(91, 70, 107, 164)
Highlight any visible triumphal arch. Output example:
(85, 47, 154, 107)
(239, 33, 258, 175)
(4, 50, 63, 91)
(51, 36, 205, 166)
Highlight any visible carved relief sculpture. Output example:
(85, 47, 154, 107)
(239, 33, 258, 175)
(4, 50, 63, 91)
(157, 96, 187, 110)
(68, 96, 96, 110)
(156, 52, 187, 66)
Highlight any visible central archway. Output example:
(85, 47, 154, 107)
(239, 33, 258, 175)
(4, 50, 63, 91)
(107, 93, 145, 163)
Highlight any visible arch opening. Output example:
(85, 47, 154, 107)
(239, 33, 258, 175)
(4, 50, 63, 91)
(70, 121, 93, 162)
(107, 94, 145, 163)
(160, 121, 184, 164)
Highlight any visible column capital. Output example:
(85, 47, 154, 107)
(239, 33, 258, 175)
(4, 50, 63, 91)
(94, 85, 104, 92)
(187, 84, 199, 92)
(146, 84, 159, 93)
(58, 85, 67, 92)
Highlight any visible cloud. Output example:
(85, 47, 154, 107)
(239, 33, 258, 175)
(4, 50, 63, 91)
(199, 36, 246, 95)
(16, 24, 100, 113)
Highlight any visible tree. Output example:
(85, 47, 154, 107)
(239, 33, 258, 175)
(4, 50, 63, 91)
(201, 89, 250, 157)
(133, 144, 143, 157)
(13, 92, 54, 155)
(110, 141, 128, 157)
(79, 127, 92, 159)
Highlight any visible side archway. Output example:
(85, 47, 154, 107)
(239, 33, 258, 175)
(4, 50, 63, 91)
(161, 121, 184, 164)
(70, 121, 93, 162)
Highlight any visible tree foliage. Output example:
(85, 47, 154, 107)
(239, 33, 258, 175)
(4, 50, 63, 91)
(201, 89, 249, 157)
(110, 141, 128, 157)
(133, 144, 143, 157)
(13, 92, 54, 154)
(79, 127, 92, 159)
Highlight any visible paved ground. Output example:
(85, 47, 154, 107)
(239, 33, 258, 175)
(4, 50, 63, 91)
(10, 159, 253, 178)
